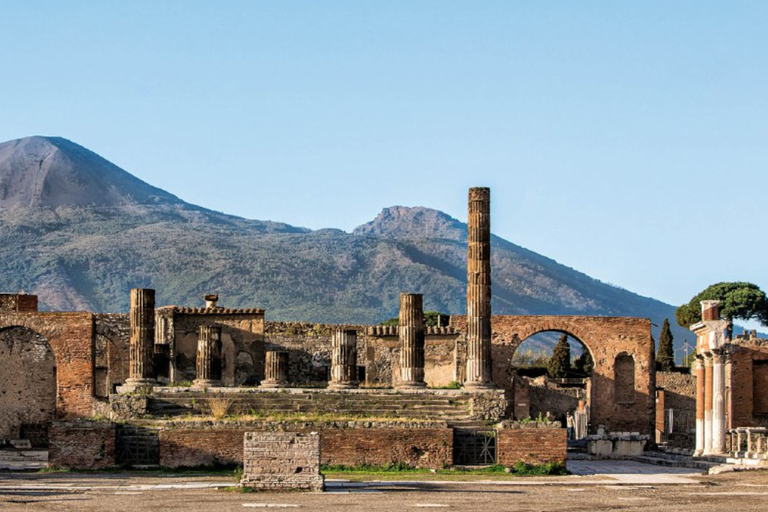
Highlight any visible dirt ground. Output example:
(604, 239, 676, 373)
(2, 470, 768, 512)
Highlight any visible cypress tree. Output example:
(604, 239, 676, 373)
(574, 348, 594, 375)
(657, 318, 675, 372)
(548, 333, 571, 379)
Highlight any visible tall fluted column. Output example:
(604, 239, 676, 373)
(703, 354, 714, 454)
(693, 357, 705, 456)
(397, 293, 426, 389)
(194, 325, 222, 387)
(712, 350, 726, 454)
(329, 329, 359, 389)
(261, 350, 289, 388)
(126, 288, 157, 386)
(464, 187, 494, 389)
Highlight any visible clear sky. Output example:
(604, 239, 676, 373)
(1, 1, 766, 310)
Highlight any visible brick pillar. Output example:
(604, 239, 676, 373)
(712, 350, 726, 454)
(261, 350, 289, 388)
(193, 325, 222, 387)
(329, 329, 358, 389)
(693, 357, 705, 456)
(397, 293, 426, 389)
(126, 288, 156, 387)
(703, 354, 713, 455)
(464, 187, 494, 389)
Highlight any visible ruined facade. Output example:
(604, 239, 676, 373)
(691, 300, 768, 458)
(0, 186, 667, 469)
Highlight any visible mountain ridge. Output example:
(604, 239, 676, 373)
(0, 136, 696, 354)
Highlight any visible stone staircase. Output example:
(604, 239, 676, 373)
(630, 450, 736, 472)
(147, 391, 474, 421)
(0, 449, 49, 471)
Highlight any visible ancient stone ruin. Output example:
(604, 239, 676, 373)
(0, 185, 721, 475)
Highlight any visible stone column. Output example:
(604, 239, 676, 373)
(693, 357, 705, 456)
(397, 293, 426, 389)
(712, 350, 727, 454)
(703, 353, 714, 455)
(464, 187, 494, 389)
(261, 350, 289, 388)
(193, 325, 222, 387)
(329, 329, 358, 389)
(126, 288, 157, 387)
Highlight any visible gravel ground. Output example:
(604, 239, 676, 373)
(1, 469, 768, 511)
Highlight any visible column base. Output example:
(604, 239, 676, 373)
(693, 449, 704, 457)
(463, 381, 495, 391)
(119, 378, 156, 393)
(260, 381, 289, 389)
(192, 379, 222, 389)
(328, 382, 359, 390)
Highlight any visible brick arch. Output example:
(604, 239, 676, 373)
(451, 314, 655, 435)
(0, 312, 96, 419)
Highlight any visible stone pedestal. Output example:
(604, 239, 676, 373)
(329, 329, 358, 389)
(125, 288, 157, 388)
(193, 325, 222, 388)
(464, 187, 494, 389)
(261, 350, 289, 388)
(397, 293, 426, 389)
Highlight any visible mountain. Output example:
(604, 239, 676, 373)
(0, 136, 696, 355)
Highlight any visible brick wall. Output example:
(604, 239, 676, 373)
(241, 432, 323, 491)
(157, 423, 452, 469)
(497, 425, 567, 466)
(48, 421, 116, 469)
(159, 429, 244, 467)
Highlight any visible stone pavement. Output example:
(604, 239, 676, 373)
(0, 460, 705, 493)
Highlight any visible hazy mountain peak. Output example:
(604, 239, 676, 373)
(0, 136, 181, 208)
(353, 206, 466, 241)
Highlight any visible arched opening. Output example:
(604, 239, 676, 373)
(94, 334, 127, 398)
(614, 353, 636, 404)
(507, 330, 594, 439)
(0, 326, 57, 446)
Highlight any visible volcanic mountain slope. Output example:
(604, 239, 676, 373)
(0, 136, 694, 350)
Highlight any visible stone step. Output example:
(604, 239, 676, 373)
(0, 450, 49, 470)
(630, 455, 717, 471)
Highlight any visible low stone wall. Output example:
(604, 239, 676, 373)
(496, 421, 566, 466)
(586, 428, 650, 459)
(241, 432, 324, 492)
(48, 421, 116, 469)
(157, 420, 452, 469)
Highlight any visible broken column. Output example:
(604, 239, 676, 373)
(397, 292, 426, 389)
(126, 288, 156, 387)
(464, 187, 494, 389)
(329, 329, 358, 389)
(704, 353, 713, 454)
(693, 356, 705, 456)
(193, 325, 222, 387)
(261, 350, 289, 388)
(691, 300, 730, 456)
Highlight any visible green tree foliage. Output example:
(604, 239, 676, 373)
(573, 349, 594, 375)
(657, 318, 675, 372)
(548, 334, 571, 379)
(379, 310, 447, 327)
(675, 282, 768, 328)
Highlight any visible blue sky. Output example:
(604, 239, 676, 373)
(1, 1, 766, 310)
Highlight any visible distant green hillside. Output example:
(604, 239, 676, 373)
(0, 136, 694, 357)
